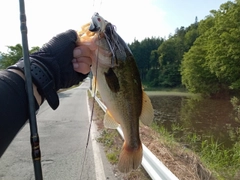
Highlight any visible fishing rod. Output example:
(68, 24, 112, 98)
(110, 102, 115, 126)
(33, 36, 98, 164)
(19, 0, 43, 179)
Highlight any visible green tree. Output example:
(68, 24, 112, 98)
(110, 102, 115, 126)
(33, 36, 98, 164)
(157, 39, 181, 87)
(0, 44, 23, 69)
(184, 24, 199, 50)
(182, 0, 240, 96)
(30, 46, 40, 53)
(181, 14, 218, 95)
(153, 22, 199, 88)
(206, 1, 240, 90)
(181, 34, 219, 95)
(129, 37, 163, 81)
(0, 44, 40, 69)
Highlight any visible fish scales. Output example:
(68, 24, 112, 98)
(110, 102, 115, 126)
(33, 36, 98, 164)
(105, 55, 143, 144)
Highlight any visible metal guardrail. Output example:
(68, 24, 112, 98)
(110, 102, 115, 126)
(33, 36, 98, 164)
(90, 90, 179, 180)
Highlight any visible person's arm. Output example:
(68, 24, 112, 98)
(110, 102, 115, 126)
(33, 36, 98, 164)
(0, 30, 92, 157)
(0, 70, 38, 156)
(8, 69, 42, 105)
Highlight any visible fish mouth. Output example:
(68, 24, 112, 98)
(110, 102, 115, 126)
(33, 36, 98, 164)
(89, 12, 132, 66)
(89, 12, 102, 32)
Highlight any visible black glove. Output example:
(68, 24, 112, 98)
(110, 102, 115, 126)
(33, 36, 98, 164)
(8, 30, 88, 109)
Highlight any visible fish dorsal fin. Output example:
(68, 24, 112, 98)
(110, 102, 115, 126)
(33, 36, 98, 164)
(104, 110, 120, 129)
(139, 91, 154, 126)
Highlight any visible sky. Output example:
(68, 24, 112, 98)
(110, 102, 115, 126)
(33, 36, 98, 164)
(0, 0, 230, 53)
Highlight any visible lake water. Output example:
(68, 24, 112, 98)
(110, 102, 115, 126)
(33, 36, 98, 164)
(148, 93, 240, 149)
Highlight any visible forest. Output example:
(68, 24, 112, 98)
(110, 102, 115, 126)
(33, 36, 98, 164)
(129, 0, 240, 97)
(1, 0, 239, 98)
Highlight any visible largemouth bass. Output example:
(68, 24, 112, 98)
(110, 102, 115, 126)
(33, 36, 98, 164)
(77, 13, 154, 173)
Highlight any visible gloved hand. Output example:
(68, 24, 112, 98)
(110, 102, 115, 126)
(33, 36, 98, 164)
(8, 30, 89, 109)
(31, 29, 88, 90)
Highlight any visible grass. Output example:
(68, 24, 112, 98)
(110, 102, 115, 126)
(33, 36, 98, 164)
(199, 139, 240, 179)
(106, 151, 119, 164)
(97, 129, 121, 164)
(152, 122, 240, 179)
(150, 122, 176, 147)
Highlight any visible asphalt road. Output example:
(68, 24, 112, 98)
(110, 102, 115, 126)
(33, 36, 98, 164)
(0, 79, 116, 180)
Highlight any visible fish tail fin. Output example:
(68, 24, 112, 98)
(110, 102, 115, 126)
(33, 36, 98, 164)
(118, 142, 143, 173)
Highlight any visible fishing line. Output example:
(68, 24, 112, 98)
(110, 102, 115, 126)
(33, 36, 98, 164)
(79, 34, 100, 180)
(79, 2, 103, 178)
(92, 0, 103, 14)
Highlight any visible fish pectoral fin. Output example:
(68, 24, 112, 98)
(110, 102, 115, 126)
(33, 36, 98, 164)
(104, 110, 120, 129)
(139, 91, 154, 126)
